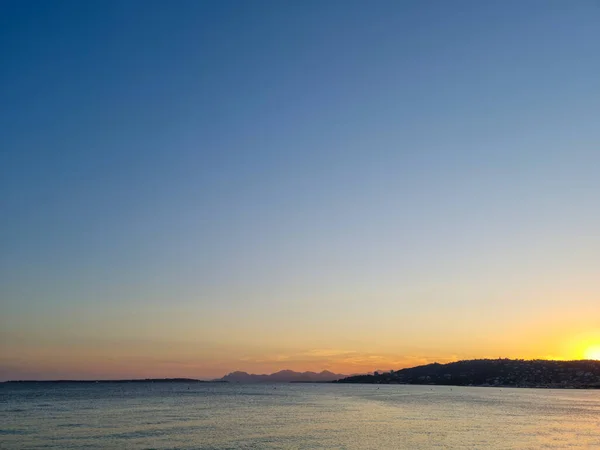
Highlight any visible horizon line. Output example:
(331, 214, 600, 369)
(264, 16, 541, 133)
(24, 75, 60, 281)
(4, 357, 599, 383)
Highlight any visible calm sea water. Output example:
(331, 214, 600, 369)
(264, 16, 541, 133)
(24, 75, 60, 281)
(1, 382, 599, 449)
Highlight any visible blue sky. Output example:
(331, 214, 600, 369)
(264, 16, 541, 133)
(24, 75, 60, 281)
(1, 0, 599, 379)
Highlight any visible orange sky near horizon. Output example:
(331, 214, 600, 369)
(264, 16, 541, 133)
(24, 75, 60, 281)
(2, 321, 598, 380)
(2, 276, 599, 380)
(2, 273, 598, 380)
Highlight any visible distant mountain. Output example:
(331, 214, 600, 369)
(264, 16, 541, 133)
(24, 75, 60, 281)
(217, 370, 346, 383)
(336, 359, 600, 388)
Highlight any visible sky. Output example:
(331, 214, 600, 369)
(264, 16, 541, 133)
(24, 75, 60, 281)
(1, 0, 599, 380)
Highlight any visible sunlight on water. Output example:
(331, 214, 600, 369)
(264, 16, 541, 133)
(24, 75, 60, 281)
(1, 383, 600, 449)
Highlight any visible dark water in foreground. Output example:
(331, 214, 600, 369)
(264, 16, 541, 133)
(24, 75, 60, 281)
(1, 382, 599, 449)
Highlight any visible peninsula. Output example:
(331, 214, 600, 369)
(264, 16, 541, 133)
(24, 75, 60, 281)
(2, 378, 209, 384)
(335, 359, 600, 388)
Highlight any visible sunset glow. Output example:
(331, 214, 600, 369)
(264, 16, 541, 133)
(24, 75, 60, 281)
(584, 346, 600, 361)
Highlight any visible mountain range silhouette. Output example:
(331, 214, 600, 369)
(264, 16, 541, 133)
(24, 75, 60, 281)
(216, 370, 346, 383)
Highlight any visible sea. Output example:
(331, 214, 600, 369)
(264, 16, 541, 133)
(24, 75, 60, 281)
(1, 382, 599, 449)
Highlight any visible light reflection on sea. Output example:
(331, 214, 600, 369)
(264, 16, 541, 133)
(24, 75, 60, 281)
(1, 383, 599, 449)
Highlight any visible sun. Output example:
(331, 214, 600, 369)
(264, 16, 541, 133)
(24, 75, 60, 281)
(584, 345, 600, 360)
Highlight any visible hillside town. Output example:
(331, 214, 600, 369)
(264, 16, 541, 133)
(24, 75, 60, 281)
(336, 359, 600, 388)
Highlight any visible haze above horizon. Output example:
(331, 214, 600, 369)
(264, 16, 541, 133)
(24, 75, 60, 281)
(1, 0, 599, 381)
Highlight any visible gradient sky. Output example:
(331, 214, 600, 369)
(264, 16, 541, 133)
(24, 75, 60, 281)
(1, 0, 599, 380)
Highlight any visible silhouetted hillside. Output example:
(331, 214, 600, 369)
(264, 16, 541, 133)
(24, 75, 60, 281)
(218, 370, 345, 383)
(335, 359, 600, 388)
